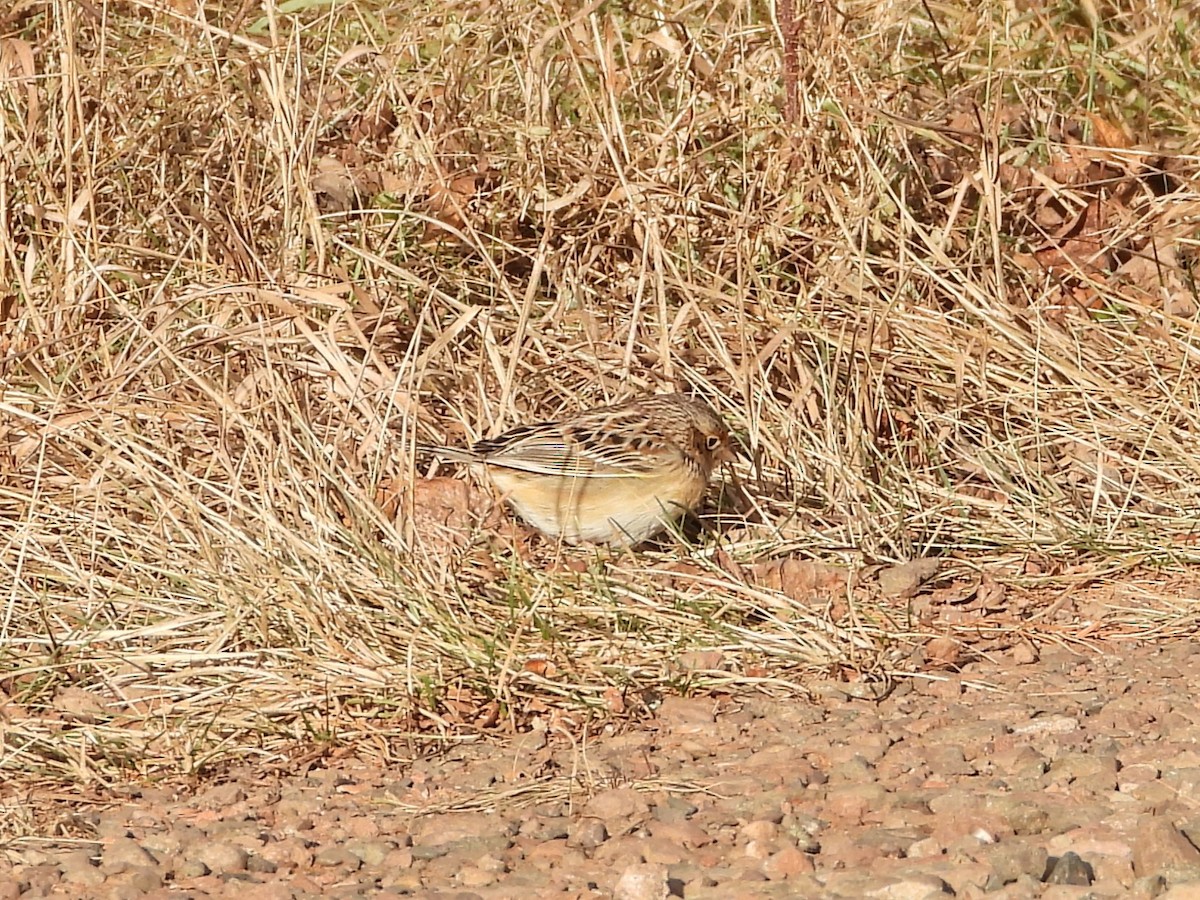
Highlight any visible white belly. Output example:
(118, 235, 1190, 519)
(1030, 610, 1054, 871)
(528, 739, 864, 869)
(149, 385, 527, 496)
(487, 469, 704, 546)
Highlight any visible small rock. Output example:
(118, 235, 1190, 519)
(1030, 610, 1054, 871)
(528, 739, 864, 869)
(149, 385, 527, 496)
(1011, 643, 1039, 665)
(1128, 874, 1167, 900)
(101, 838, 158, 874)
(654, 796, 698, 824)
(226, 883, 299, 900)
(410, 842, 450, 860)
(1159, 884, 1200, 900)
(345, 839, 396, 866)
(59, 850, 104, 886)
(613, 862, 669, 900)
(656, 696, 716, 730)
(864, 875, 953, 898)
(1010, 716, 1079, 736)
(740, 820, 780, 843)
(196, 783, 246, 810)
(526, 839, 571, 870)
(594, 834, 649, 867)
(985, 841, 1050, 884)
(926, 745, 976, 777)
(457, 865, 497, 887)
(648, 819, 712, 849)
(382, 847, 414, 870)
(761, 846, 814, 880)
(1133, 818, 1200, 882)
(567, 818, 609, 851)
(583, 788, 651, 827)
(518, 816, 570, 841)
(124, 866, 164, 892)
(313, 846, 363, 869)
(824, 783, 888, 822)
(987, 745, 1049, 778)
(984, 794, 1052, 835)
(641, 836, 690, 866)
(174, 858, 210, 878)
(408, 812, 514, 846)
(1045, 851, 1094, 885)
(1119, 763, 1163, 793)
(192, 841, 249, 874)
(743, 839, 776, 861)
(246, 854, 278, 874)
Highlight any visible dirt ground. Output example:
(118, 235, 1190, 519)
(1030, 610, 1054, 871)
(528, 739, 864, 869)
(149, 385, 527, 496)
(4, 634, 1200, 899)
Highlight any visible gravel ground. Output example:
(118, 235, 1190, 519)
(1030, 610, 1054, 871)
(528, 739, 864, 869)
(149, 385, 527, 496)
(5, 641, 1200, 899)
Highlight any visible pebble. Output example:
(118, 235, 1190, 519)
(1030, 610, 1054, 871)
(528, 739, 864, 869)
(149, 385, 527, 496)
(13, 644, 1200, 898)
(1045, 850, 1093, 885)
(1133, 818, 1200, 881)
(192, 841, 249, 874)
(567, 818, 609, 850)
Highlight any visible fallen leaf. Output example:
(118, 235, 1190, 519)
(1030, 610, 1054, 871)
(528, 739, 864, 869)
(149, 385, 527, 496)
(422, 172, 479, 242)
(399, 476, 489, 552)
(603, 687, 626, 714)
(923, 636, 965, 669)
(523, 658, 558, 678)
(876, 558, 940, 599)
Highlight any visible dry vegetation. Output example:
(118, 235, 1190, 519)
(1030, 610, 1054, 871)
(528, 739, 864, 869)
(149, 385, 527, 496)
(2, 0, 1200, 787)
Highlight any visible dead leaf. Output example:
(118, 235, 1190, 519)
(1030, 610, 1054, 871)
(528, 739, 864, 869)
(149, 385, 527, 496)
(397, 476, 489, 552)
(422, 172, 480, 242)
(1, 38, 38, 133)
(312, 156, 364, 213)
(976, 573, 1006, 610)
(876, 558, 940, 599)
(748, 556, 845, 601)
(55, 686, 108, 723)
(603, 687, 626, 714)
(711, 548, 743, 581)
(523, 658, 558, 678)
(1011, 642, 1039, 665)
(675, 650, 723, 672)
(350, 103, 397, 143)
(923, 636, 965, 669)
(1087, 112, 1133, 152)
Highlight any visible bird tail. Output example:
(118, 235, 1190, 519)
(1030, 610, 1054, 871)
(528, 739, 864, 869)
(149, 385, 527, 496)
(415, 443, 479, 465)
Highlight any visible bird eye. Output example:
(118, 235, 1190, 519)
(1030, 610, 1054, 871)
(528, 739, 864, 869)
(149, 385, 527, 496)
(705, 434, 723, 452)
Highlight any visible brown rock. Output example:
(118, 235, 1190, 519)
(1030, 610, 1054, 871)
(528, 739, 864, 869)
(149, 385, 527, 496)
(233, 884, 301, 900)
(525, 839, 570, 870)
(656, 696, 716, 730)
(613, 862, 669, 900)
(1132, 817, 1200, 881)
(409, 812, 515, 846)
(101, 838, 158, 874)
(739, 820, 780, 844)
(761, 846, 814, 880)
(593, 835, 647, 867)
(647, 820, 712, 849)
(641, 836, 692, 866)
(864, 874, 954, 898)
(824, 784, 889, 823)
(1158, 884, 1200, 900)
(583, 788, 651, 829)
(567, 818, 608, 851)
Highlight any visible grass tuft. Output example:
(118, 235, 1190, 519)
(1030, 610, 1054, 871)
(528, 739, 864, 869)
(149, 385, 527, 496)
(1, 0, 1199, 788)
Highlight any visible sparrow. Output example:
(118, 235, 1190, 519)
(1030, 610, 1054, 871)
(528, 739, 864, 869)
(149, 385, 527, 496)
(423, 393, 737, 546)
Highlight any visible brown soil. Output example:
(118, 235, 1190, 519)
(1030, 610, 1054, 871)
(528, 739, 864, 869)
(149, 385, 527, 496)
(6, 638, 1200, 899)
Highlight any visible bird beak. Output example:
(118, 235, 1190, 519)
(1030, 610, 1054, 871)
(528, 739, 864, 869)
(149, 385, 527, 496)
(721, 434, 747, 464)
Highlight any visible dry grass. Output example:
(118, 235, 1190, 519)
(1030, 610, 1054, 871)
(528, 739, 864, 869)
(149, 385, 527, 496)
(2, 0, 1200, 786)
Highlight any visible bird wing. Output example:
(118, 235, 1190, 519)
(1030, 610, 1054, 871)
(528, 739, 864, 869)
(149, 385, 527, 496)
(473, 422, 663, 479)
